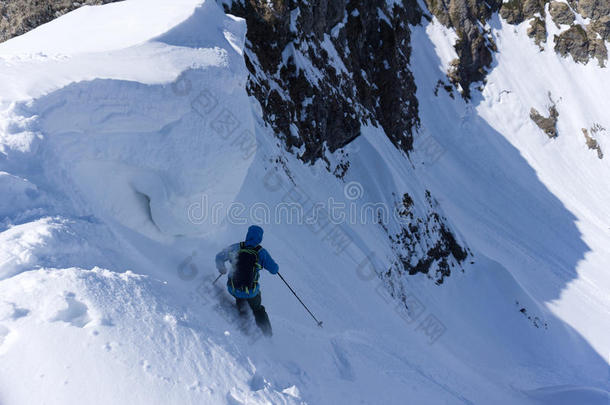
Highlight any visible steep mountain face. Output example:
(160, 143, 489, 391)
(422, 0, 502, 98)
(1, 1, 609, 404)
(223, 0, 423, 161)
(218, 0, 609, 178)
(0, 0, 122, 43)
(214, 0, 609, 292)
(424, 0, 608, 97)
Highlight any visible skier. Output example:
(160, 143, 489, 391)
(215, 225, 278, 336)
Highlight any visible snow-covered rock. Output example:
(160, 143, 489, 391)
(0, 0, 608, 404)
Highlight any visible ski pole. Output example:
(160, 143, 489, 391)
(212, 273, 223, 285)
(278, 272, 323, 328)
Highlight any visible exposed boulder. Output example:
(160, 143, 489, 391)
(587, 33, 608, 66)
(549, 1, 575, 26)
(499, 0, 523, 24)
(528, 17, 548, 49)
(554, 24, 607, 66)
(589, 15, 610, 41)
(573, 0, 610, 20)
(530, 95, 559, 138)
(582, 127, 604, 159)
(499, 0, 608, 65)
(499, 0, 546, 25)
(555, 25, 590, 63)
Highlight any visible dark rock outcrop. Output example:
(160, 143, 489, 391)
(589, 16, 610, 41)
(555, 25, 591, 63)
(549, 1, 575, 26)
(0, 0, 122, 43)
(222, 2, 472, 289)
(422, 0, 608, 98)
(499, 0, 546, 25)
(582, 125, 605, 159)
(426, 0, 610, 96)
(555, 24, 607, 66)
(528, 17, 548, 49)
(586, 30, 608, 66)
(501, 0, 609, 66)
(570, 0, 610, 20)
(225, 0, 423, 161)
(530, 96, 559, 138)
(424, 0, 502, 99)
(384, 192, 469, 285)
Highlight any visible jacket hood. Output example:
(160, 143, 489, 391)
(245, 225, 263, 246)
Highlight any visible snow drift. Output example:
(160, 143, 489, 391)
(0, 0, 608, 404)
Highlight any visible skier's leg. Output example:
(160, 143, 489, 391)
(247, 293, 272, 336)
(235, 297, 248, 317)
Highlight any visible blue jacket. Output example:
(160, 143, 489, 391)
(215, 225, 278, 298)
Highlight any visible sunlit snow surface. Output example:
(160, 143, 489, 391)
(0, 1, 608, 404)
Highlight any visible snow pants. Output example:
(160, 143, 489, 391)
(236, 293, 272, 337)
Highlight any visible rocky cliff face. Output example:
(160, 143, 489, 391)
(385, 192, 469, 285)
(223, 0, 423, 162)
(423, 0, 502, 99)
(0, 0, 122, 43)
(425, 0, 608, 98)
(225, 0, 608, 155)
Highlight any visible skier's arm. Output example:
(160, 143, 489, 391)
(215, 244, 238, 274)
(215, 248, 229, 274)
(259, 249, 279, 274)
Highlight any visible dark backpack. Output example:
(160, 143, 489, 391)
(229, 242, 262, 293)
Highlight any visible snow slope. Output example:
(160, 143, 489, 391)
(0, 1, 608, 404)
(412, 12, 610, 361)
